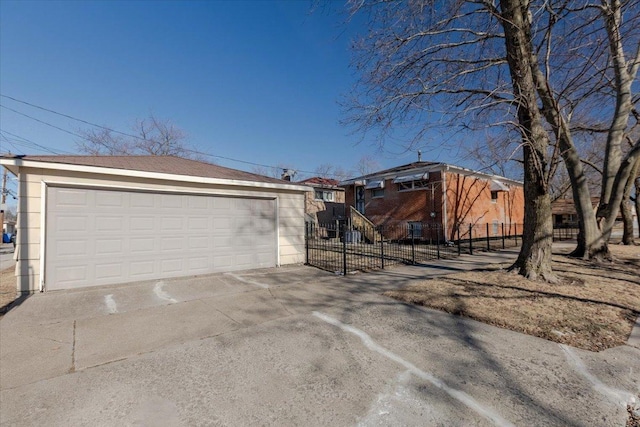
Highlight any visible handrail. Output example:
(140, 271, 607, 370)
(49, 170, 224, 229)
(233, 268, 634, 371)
(349, 206, 382, 243)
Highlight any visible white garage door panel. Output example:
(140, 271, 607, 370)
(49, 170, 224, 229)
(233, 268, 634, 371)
(45, 187, 277, 290)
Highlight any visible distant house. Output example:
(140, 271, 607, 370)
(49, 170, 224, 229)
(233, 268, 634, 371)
(551, 198, 583, 227)
(298, 177, 346, 224)
(551, 196, 625, 227)
(339, 161, 524, 241)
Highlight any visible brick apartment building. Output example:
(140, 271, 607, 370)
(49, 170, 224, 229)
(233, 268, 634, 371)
(339, 161, 524, 241)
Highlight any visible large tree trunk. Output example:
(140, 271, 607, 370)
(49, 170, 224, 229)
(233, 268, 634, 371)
(500, 0, 556, 282)
(621, 158, 640, 244)
(597, 0, 640, 239)
(595, 140, 640, 247)
(527, 10, 604, 259)
(621, 196, 634, 244)
(636, 176, 640, 238)
(530, 102, 602, 259)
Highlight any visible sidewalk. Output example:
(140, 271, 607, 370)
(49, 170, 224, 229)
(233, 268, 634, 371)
(1, 247, 637, 426)
(0, 243, 14, 255)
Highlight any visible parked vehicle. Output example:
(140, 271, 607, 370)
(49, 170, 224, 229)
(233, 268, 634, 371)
(10, 231, 16, 248)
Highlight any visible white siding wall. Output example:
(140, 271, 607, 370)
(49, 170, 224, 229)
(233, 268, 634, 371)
(15, 167, 306, 293)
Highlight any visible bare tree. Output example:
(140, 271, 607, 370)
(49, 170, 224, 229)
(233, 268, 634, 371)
(521, 0, 640, 259)
(499, 0, 557, 281)
(76, 114, 198, 158)
(621, 157, 640, 244)
(313, 163, 350, 181)
(354, 155, 381, 177)
(466, 133, 523, 180)
(76, 128, 131, 155)
(635, 174, 640, 238)
(345, 0, 640, 277)
(345, 0, 557, 280)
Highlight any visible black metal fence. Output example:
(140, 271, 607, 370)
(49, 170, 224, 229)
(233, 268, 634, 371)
(305, 221, 524, 275)
(552, 226, 579, 241)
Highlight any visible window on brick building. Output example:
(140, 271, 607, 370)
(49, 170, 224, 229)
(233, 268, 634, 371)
(394, 173, 430, 191)
(490, 191, 499, 203)
(397, 180, 430, 191)
(314, 190, 335, 202)
(371, 188, 384, 198)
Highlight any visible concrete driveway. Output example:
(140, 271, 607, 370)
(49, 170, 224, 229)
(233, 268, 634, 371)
(1, 251, 638, 426)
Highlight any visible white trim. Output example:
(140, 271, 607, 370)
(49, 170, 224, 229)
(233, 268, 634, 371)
(41, 180, 279, 200)
(393, 172, 428, 183)
(444, 165, 522, 187)
(340, 163, 523, 188)
(0, 158, 310, 193)
(341, 164, 444, 186)
(39, 181, 47, 292)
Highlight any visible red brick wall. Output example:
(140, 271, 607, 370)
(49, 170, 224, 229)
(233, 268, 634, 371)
(343, 172, 444, 227)
(444, 172, 524, 240)
(342, 169, 525, 241)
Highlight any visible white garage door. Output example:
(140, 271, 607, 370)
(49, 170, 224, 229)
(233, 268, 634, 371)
(45, 187, 277, 290)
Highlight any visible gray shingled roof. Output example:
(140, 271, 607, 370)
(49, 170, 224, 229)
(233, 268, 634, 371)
(5, 155, 288, 185)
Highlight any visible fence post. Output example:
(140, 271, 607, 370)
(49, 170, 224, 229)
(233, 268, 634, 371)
(501, 223, 505, 249)
(411, 224, 416, 265)
(342, 224, 347, 276)
(457, 227, 461, 256)
(305, 222, 309, 265)
(486, 223, 490, 251)
(469, 224, 473, 255)
(380, 230, 385, 269)
(436, 226, 440, 259)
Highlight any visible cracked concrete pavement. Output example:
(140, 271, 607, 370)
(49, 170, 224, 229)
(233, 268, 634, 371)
(1, 249, 638, 426)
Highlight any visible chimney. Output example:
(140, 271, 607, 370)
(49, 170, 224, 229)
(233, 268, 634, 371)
(418, 150, 422, 162)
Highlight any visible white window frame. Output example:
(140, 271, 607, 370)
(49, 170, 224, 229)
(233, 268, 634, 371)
(314, 189, 335, 202)
(397, 179, 430, 192)
(394, 172, 429, 192)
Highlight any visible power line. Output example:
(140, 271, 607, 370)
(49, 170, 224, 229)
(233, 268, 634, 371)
(0, 95, 334, 178)
(1, 94, 144, 141)
(0, 93, 518, 181)
(0, 129, 70, 154)
(0, 104, 86, 140)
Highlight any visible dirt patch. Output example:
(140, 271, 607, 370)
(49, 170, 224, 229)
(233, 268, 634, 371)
(0, 265, 17, 316)
(384, 244, 640, 352)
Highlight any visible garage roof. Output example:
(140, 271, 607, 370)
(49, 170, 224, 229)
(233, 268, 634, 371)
(0, 154, 312, 191)
(5, 155, 287, 183)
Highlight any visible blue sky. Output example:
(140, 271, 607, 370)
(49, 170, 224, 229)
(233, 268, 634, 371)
(1, 0, 472, 199)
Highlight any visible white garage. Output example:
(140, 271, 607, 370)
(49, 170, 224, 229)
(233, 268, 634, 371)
(0, 155, 308, 293)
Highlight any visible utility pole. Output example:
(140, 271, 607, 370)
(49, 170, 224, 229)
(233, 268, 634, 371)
(1, 166, 7, 205)
(0, 167, 6, 238)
